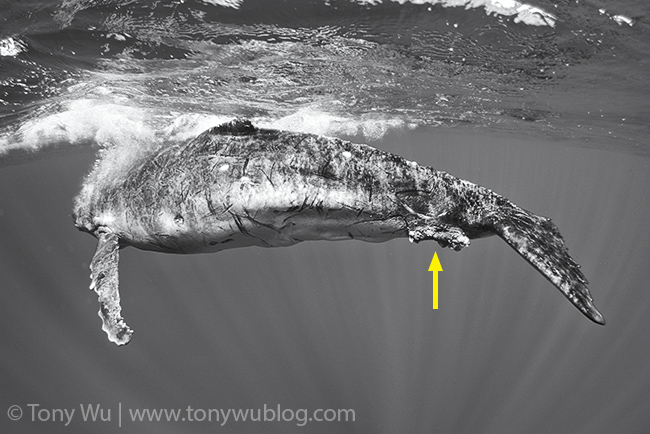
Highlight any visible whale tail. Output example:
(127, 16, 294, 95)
(407, 192, 604, 325)
(492, 203, 605, 325)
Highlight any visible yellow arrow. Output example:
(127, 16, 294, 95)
(429, 252, 443, 309)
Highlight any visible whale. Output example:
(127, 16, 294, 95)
(73, 119, 605, 345)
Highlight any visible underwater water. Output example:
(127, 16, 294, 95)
(1, 0, 649, 433)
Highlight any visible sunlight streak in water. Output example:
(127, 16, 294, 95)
(0, 0, 649, 432)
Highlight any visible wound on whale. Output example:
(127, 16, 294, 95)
(73, 119, 605, 345)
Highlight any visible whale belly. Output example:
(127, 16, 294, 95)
(179, 176, 405, 252)
(213, 182, 407, 250)
(115, 152, 408, 253)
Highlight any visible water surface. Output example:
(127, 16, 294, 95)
(1, 1, 649, 433)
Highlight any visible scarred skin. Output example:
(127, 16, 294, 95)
(75, 121, 477, 252)
(74, 119, 604, 345)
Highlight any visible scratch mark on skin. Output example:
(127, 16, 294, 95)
(299, 195, 310, 212)
(221, 203, 233, 215)
(229, 211, 272, 246)
(260, 168, 275, 187)
(244, 214, 280, 233)
(205, 192, 217, 216)
(229, 212, 247, 236)
(242, 158, 249, 176)
(281, 211, 303, 224)
(210, 238, 234, 246)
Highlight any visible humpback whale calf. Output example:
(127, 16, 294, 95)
(73, 119, 604, 345)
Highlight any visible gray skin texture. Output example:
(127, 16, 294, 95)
(74, 119, 604, 346)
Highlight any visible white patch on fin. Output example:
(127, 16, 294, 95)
(90, 232, 133, 345)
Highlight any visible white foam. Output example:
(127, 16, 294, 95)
(599, 8, 634, 26)
(0, 37, 26, 57)
(0, 99, 157, 154)
(612, 15, 634, 26)
(1, 98, 409, 159)
(258, 108, 414, 140)
(198, 0, 243, 8)
(351, 0, 557, 27)
(162, 113, 233, 142)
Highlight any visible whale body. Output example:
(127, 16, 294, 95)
(74, 119, 604, 345)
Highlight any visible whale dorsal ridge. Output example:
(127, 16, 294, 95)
(209, 119, 258, 136)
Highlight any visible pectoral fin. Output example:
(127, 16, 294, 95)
(90, 231, 133, 345)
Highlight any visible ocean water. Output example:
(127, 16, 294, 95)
(1, 1, 649, 433)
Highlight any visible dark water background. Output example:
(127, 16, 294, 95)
(1, 1, 650, 433)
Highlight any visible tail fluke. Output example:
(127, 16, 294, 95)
(494, 203, 605, 325)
